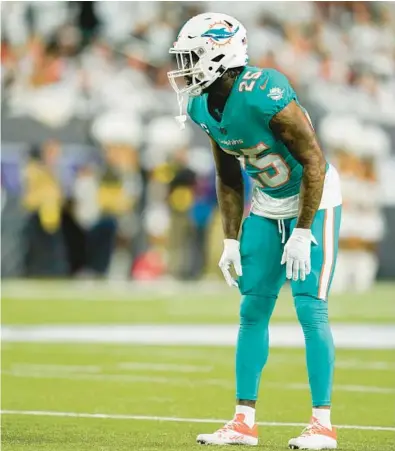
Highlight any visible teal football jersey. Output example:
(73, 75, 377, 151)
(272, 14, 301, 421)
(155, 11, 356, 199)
(188, 67, 305, 199)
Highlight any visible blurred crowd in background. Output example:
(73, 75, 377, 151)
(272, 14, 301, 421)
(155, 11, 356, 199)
(1, 1, 395, 290)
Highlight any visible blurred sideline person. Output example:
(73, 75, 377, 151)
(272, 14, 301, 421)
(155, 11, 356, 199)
(141, 116, 200, 280)
(187, 146, 218, 279)
(63, 111, 143, 277)
(167, 146, 197, 280)
(168, 13, 342, 449)
(1, 184, 26, 277)
(135, 117, 217, 281)
(22, 140, 69, 276)
(320, 116, 388, 293)
(62, 163, 119, 277)
(93, 111, 144, 277)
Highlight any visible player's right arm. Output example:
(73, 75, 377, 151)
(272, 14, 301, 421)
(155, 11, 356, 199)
(210, 137, 244, 287)
(210, 137, 244, 239)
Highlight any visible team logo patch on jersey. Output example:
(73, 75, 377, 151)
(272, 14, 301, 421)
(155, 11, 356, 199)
(268, 87, 284, 101)
(201, 22, 240, 46)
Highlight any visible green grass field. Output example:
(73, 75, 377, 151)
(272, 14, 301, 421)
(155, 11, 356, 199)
(2, 281, 395, 450)
(2, 280, 395, 324)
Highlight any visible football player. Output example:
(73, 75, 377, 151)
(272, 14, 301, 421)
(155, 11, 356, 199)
(168, 13, 342, 450)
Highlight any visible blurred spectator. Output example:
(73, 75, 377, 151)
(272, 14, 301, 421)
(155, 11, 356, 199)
(62, 163, 119, 278)
(90, 111, 143, 276)
(61, 111, 143, 277)
(140, 117, 196, 280)
(188, 147, 218, 279)
(71, 1, 100, 45)
(22, 140, 69, 276)
(320, 116, 390, 292)
(167, 146, 197, 280)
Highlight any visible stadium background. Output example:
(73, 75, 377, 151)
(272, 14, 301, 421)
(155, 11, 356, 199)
(1, 2, 395, 450)
(1, 0, 395, 284)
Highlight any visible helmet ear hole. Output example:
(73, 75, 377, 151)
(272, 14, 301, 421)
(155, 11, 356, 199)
(211, 54, 225, 75)
(212, 54, 225, 63)
(191, 51, 200, 65)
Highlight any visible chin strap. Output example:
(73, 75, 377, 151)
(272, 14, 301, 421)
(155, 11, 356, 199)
(175, 94, 187, 130)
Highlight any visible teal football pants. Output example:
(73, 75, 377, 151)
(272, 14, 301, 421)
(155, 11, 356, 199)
(236, 206, 341, 406)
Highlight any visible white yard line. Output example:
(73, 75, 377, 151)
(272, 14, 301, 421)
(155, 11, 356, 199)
(1, 410, 394, 432)
(267, 382, 395, 395)
(335, 360, 395, 371)
(3, 324, 395, 349)
(1, 369, 234, 389)
(10, 364, 102, 373)
(118, 362, 213, 373)
(9, 362, 212, 374)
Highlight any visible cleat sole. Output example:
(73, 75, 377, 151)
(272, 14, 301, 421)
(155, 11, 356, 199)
(197, 438, 257, 446)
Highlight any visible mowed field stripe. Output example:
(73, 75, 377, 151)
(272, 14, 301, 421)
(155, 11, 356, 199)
(2, 410, 394, 432)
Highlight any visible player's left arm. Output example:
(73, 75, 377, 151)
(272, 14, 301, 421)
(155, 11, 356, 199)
(270, 100, 326, 229)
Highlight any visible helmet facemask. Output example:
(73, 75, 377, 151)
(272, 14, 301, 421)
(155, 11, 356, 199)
(168, 47, 225, 97)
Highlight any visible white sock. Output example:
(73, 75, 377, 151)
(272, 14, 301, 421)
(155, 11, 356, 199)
(235, 405, 255, 428)
(313, 408, 331, 429)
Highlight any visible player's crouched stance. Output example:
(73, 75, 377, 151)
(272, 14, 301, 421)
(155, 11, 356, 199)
(168, 12, 341, 450)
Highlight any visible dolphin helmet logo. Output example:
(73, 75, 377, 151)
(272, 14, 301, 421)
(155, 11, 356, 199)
(201, 21, 240, 46)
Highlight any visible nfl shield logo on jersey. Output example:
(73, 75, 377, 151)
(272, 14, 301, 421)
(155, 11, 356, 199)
(200, 123, 210, 135)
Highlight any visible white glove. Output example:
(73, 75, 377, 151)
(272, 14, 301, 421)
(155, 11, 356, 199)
(281, 228, 317, 281)
(218, 239, 243, 288)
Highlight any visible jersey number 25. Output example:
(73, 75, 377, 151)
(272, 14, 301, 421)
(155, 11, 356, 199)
(238, 71, 262, 92)
(245, 153, 290, 189)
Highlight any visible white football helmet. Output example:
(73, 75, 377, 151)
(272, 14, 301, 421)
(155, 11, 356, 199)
(167, 12, 248, 127)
